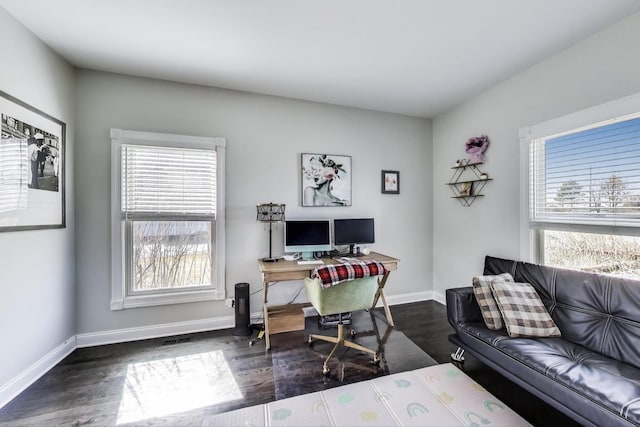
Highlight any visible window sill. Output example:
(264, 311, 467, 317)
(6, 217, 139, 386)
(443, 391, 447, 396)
(111, 288, 225, 310)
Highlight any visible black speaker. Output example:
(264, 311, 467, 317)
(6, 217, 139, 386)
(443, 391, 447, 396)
(233, 283, 251, 336)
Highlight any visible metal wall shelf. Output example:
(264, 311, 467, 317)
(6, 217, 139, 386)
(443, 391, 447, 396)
(446, 161, 492, 207)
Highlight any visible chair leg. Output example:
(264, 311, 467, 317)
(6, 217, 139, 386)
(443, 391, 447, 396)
(342, 340, 377, 359)
(314, 322, 381, 375)
(321, 323, 346, 374)
(308, 333, 340, 345)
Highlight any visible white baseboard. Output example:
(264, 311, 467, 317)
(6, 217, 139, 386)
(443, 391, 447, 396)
(250, 311, 264, 324)
(384, 290, 433, 306)
(76, 290, 436, 348)
(432, 291, 446, 305)
(76, 315, 236, 348)
(0, 337, 76, 410)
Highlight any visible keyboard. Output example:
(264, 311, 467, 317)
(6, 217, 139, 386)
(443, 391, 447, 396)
(297, 260, 324, 265)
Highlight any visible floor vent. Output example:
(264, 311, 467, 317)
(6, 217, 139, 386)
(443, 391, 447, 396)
(161, 337, 191, 346)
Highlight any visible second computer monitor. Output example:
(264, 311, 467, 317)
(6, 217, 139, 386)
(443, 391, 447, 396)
(333, 218, 374, 255)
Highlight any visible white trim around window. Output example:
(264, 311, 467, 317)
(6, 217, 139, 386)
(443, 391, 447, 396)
(519, 91, 640, 263)
(110, 129, 226, 310)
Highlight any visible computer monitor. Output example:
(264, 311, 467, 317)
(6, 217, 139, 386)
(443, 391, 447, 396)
(284, 219, 332, 260)
(333, 218, 375, 255)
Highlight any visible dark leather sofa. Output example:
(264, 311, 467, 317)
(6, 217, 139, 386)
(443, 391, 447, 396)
(447, 256, 640, 427)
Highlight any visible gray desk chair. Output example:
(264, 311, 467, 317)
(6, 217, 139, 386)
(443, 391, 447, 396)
(304, 276, 381, 375)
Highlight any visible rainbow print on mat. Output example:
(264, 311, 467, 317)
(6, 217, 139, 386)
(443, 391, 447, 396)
(203, 363, 532, 427)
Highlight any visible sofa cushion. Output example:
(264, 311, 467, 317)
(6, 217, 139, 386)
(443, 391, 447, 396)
(459, 321, 510, 347)
(472, 272, 513, 330)
(453, 320, 640, 426)
(490, 281, 561, 337)
(495, 337, 640, 425)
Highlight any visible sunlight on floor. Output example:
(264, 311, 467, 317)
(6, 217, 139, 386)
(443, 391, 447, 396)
(116, 350, 242, 425)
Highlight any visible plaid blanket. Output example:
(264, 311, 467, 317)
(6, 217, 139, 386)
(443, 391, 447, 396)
(311, 259, 388, 289)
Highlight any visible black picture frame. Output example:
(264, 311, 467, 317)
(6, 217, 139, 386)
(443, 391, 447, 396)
(381, 170, 400, 194)
(0, 90, 66, 232)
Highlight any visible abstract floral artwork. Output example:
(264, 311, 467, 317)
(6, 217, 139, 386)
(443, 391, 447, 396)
(301, 153, 351, 207)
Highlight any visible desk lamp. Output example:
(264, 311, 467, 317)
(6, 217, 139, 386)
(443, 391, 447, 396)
(257, 203, 286, 262)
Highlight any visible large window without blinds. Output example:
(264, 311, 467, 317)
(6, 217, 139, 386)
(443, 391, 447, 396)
(525, 109, 640, 278)
(111, 129, 226, 310)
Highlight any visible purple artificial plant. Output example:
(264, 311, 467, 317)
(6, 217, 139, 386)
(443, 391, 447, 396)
(465, 135, 490, 163)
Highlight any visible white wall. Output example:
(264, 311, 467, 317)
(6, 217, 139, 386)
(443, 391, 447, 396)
(74, 70, 432, 336)
(0, 8, 75, 396)
(432, 12, 640, 297)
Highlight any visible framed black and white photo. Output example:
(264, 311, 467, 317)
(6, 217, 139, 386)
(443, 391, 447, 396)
(381, 170, 399, 194)
(0, 90, 65, 231)
(301, 153, 351, 206)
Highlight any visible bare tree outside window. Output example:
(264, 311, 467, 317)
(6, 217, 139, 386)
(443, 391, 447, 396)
(554, 180, 584, 211)
(598, 174, 628, 210)
(544, 230, 640, 278)
(132, 221, 212, 292)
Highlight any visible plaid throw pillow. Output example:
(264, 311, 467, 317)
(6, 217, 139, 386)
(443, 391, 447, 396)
(472, 273, 513, 330)
(489, 281, 561, 338)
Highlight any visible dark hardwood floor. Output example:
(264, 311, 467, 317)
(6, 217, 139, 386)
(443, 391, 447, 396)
(0, 300, 580, 426)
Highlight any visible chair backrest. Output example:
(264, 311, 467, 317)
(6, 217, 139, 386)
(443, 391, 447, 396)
(304, 277, 378, 316)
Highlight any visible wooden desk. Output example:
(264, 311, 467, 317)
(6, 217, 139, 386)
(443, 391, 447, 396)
(257, 251, 399, 350)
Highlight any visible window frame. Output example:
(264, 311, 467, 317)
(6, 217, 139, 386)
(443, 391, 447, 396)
(519, 92, 640, 264)
(110, 129, 226, 310)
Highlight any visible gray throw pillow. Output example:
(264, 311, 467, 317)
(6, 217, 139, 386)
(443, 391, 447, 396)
(489, 280, 561, 338)
(472, 273, 513, 330)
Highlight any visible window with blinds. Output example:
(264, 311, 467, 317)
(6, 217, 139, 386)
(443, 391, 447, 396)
(121, 144, 216, 218)
(120, 144, 217, 294)
(527, 111, 640, 278)
(530, 115, 640, 230)
(110, 129, 226, 309)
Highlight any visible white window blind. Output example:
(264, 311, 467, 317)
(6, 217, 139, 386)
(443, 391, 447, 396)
(530, 115, 640, 229)
(121, 144, 217, 218)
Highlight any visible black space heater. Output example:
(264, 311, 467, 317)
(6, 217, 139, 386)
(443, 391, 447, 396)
(233, 283, 252, 336)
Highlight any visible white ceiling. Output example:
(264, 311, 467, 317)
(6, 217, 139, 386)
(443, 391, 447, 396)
(2, 1, 640, 118)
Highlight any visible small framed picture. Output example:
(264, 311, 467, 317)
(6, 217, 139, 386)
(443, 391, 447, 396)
(381, 170, 399, 194)
(459, 182, 472, 196)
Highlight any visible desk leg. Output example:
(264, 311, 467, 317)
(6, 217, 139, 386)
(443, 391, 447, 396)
(374, 272, 395, 327)
(263, 278, 271, 350)
(264, 304, 271, 350)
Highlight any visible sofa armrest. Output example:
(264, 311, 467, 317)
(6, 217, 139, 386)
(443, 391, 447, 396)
(446, 287, 483, 329)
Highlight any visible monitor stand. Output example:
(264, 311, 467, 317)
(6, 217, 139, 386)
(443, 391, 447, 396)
(301, 251, 315, 261)
(349, 244, 364, 257)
